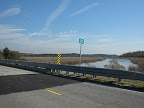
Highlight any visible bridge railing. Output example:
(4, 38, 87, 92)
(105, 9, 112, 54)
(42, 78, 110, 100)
(0, 59, 144, 81)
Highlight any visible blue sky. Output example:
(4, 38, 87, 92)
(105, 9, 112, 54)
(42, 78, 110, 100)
(0, 0, 144, 55)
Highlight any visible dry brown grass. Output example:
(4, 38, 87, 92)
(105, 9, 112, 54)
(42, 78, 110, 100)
(22, 57, 103, 65)
(130, 58, 144, 72)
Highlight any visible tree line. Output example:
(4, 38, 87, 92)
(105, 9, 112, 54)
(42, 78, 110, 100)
(0, 47, 21, 60)
(120, 51, 144, 58)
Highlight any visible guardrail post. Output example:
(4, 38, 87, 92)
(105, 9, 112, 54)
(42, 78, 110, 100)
(118, 78, 121, 82)
(46, 68, 51, 73)
(56, 70, 60, 74)
(53, 69, 56, 73)
(93, 75, 96, 78)
(133, 73, 136, 80)
(66, 71, 69, 74)
(52, 69, 55, 73)
(83, 73, 86, 77)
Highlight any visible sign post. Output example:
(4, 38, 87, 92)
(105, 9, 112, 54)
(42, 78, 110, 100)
(79, 38, 84, 66)
(57, 54, 61, 64)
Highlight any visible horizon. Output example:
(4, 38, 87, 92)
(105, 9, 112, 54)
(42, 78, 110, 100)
(19, 52, 119, 55)
(0, 0, 144, 55)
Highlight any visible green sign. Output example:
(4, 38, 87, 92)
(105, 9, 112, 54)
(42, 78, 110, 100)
(79, 38, 84, 44)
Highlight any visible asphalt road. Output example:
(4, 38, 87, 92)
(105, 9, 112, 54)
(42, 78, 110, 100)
(0, 65, 144, 108)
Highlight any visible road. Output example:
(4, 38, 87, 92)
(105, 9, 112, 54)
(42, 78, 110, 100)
(0, 65, 144, 108)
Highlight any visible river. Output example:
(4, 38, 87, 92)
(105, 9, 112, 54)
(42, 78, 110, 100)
(79, 59, 137, 70)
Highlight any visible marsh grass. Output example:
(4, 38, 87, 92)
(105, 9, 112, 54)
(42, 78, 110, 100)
(128, 65, 139, 71)
(104, 59, 125, 70)
(23, 57, 103, 65)
(130, 59, 144, 72)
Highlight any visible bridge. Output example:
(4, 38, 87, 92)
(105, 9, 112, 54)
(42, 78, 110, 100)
(0, 60, 144, 108)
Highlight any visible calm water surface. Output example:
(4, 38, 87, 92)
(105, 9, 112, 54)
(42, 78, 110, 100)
(80, 59, 137, 70)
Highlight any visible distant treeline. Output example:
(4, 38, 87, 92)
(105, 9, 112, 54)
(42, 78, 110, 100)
(20, 53, 118, 58)
(20, 53, 80, 57)
(120, 51, 144, 58)
(1, 48, 118, 58)
(82, 54, 118, 58)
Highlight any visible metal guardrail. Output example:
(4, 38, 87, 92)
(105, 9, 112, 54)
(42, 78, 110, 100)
(0, 59, 144, 81)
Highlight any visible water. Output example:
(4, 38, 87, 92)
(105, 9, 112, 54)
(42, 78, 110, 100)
(80, 59, 137, 70)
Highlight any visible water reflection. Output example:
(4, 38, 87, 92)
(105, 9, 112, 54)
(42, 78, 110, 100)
(80, 59, 137, 70)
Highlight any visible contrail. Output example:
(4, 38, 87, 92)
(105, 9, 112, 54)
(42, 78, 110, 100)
(42, 0, 70, 32)
(71, 2, 99, 16)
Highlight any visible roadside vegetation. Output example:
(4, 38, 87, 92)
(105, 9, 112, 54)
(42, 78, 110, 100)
(128, 65, 139, 71)
(0, 47, 21, 60)
(104, 59, 125, 70)
(129, 59, 144, 72)
(50, 71, 144, 89)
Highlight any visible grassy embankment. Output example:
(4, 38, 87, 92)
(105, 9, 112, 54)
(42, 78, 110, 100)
(54, 73, 144, 89)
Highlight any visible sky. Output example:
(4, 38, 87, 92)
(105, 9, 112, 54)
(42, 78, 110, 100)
(0, 0, 144, 55)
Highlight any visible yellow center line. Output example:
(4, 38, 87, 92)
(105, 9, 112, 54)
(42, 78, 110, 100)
(45, 89, 62, 96)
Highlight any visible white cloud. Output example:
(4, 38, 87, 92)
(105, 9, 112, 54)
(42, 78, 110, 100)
(58, 30, 78, 39)
(0, 25, 85, 53)
(70, 2, 99, 16)
(1, 36, 79, 54)
(98, 38, 113, 42)
(27, 32, 52, 39)
(0, 24, 26, 39)
(1, 24, 143, 55)
(0, 8, 21, 17)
